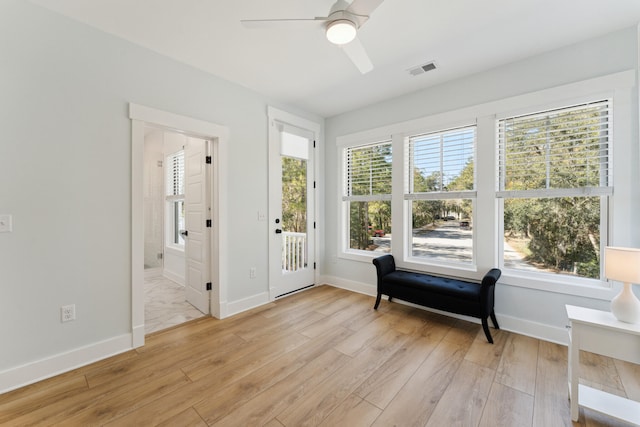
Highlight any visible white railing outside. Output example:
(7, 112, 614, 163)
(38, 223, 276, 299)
(282, 231, 307, 272)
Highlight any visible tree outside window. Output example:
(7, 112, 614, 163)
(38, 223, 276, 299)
(343, 141, 392, 252)
(406, 126, 476, 264)
(498, 101, 611, 279)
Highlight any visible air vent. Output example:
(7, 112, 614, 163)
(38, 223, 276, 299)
(408, 61, 437, 76)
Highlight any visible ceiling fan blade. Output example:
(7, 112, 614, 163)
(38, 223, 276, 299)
(346, 0, 384, 19)
(341, 37, 374, 74)
(241, 17, 327, 29)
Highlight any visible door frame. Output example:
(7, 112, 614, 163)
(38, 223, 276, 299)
(130, 103, 229, 347)
(267, 106, 321, 301)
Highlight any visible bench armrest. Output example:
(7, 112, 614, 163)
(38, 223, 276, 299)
(373, 255, 396, 278)
(481, 268, 501, 288)
(480, 268, 501, 315)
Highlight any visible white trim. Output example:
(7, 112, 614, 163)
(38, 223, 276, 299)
(267, 106, 321, 137)
(129, 103, 229, 339)
(267, 106, 322, 301)
(130, 104, 229, 140)
(131, 119, 145, 348)
(342, 194, 393, 202)
(496, 187, 613, 199)
(162, 269, 184, 286)
(497, 313, 569, 345)
(0, 334, 132, 394)
(224, 292, 270, 317)
(337, 249, 385, 263)
(499, 272, 616, 300)
(404, 190, 477, 200)
(321, 274, 377, 296)
(131, 325, 145, 350)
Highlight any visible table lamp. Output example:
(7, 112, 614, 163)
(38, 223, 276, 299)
(604, 246, 640, 324)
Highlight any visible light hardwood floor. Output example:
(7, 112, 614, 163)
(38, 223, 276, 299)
(2, 285, 639, 426)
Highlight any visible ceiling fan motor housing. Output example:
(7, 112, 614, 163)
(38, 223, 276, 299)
(326, 19, 357, 45)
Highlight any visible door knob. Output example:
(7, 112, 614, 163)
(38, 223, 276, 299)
(275, 229, 282, 234)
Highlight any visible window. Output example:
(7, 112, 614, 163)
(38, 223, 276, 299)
(497, 100, 611, 279)
(405, 126, 476, 264)
(166, 150, 185, 248)
(343, 141, 392, 253)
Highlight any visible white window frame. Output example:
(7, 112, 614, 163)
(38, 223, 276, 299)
(339, 139, 393, 259)
(404, 125, 478, 267)
(496, 100, 612, 287)
(165, 150, 185, 251)
(335, 70, 634, 298)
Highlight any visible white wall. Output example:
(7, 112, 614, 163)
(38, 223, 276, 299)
(323, 26, 640, 343)
(0, 0, 322, 391)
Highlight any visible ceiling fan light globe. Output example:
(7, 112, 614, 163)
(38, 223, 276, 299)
(326, 19, 357, 45)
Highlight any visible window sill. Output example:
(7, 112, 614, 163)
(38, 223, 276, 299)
(499, 269, 615, 301)
(339, 251, 480, 281)
(339, 250, 386, 264)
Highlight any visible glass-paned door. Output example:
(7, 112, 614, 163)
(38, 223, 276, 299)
(269, 123, 315, 298)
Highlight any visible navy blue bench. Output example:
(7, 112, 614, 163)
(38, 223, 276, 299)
(373, 254, 501, 343)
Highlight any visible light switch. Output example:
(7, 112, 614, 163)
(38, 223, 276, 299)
(0, 215, 12, 233)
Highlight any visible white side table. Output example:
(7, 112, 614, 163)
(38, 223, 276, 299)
(566, 305, 640, 424)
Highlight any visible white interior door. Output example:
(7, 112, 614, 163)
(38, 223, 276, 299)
(269, 122, 315, 298)
(184, 136, 211, 314)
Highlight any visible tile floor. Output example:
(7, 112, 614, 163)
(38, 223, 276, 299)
(144, 269, 205, 334)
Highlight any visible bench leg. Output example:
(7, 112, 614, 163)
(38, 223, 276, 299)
(388, 296, 393, 302)
(374, 293, 382, 310)
(482, 318, 494, 344)
(490, 310, 499, 330)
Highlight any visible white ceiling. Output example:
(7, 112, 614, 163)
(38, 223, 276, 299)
(29, 0, 640, 118)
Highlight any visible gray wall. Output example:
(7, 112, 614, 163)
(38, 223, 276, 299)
(323, 26, 640, 340)
(0, 1, 321, 373)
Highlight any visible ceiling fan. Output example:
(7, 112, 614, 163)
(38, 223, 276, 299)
(241, 0, 384, 74)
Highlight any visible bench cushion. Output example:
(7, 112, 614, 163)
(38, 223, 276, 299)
(381, 270, 481, 301)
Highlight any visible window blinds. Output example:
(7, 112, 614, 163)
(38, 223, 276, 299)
(405, 126, 476, 200)
(497, 100, 611, 198)
(167, 150, 185, 197)
(343, 141, 392, 201)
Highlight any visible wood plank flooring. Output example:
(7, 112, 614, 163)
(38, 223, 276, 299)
(1, 285, 639, 426)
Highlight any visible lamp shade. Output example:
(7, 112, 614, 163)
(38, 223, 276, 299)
(326, 19, 357, 45)
(604, 247, 640, 283)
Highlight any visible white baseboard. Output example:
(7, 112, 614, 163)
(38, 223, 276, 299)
(320, 275, 568, 345)
(497, 314, 568, 345)
(223, 292, 270, 318)
(162, 270, 184, 286)
(132, 324, 145, 348)
(320, 275, 376, 296)
(0, 333, 133, 394)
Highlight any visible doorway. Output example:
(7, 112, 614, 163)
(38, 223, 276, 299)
(130, 103, 229, 347)
(268, 107, 320, 299)
(142, 129, 210, 334)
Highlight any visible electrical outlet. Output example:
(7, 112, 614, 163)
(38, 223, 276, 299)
(61, 304, 76, 322)
(249, 267, 256, 279)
